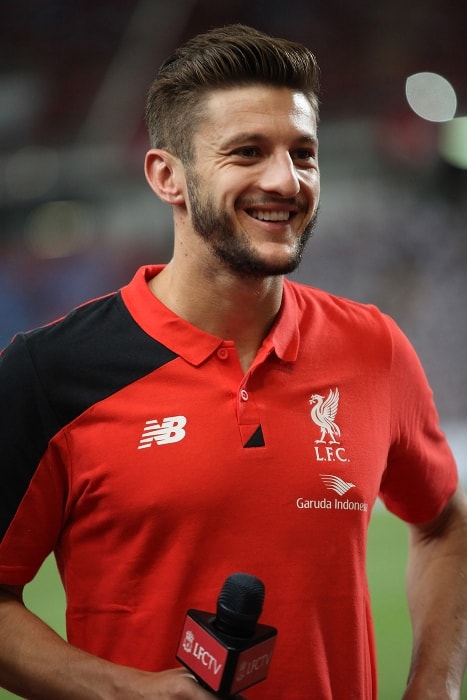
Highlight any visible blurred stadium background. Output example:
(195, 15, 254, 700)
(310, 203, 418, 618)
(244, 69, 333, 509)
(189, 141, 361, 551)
(1, 0, 466, 697)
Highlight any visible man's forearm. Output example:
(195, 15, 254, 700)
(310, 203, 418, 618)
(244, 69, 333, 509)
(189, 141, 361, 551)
(0, 588, 132, 699)
(403, 486, 467, 699)
(0, 588, 210, 700)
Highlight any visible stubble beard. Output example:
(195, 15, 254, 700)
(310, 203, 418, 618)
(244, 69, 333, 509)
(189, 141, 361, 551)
(186, 173, 318, 279)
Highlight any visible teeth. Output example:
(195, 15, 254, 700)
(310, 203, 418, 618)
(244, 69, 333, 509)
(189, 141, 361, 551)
(249, 210, 290, 222)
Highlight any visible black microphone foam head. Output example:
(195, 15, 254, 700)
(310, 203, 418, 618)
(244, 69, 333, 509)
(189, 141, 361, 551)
(215, 573, 265, 637)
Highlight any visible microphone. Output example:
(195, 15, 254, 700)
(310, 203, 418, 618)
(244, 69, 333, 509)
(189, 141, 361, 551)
(176, 572, 277, 697)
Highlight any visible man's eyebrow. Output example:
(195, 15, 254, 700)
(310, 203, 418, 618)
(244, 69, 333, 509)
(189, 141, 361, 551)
(219, 133, 318, 150)
(219, 133, 263, 149)
(294, 135, 319, 147)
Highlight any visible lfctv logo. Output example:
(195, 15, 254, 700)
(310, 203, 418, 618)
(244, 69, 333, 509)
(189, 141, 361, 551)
(235, 650, 274, 683)
(137, 416, 187, 449)
(181, 630, 223, 675)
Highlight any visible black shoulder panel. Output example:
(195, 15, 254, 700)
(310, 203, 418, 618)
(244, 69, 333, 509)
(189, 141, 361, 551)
(0, 291, 177, 541)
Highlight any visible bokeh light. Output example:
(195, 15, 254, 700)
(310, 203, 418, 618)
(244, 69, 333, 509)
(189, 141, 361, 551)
(405, 71, 457, 122)
(439, 116, 467, 170)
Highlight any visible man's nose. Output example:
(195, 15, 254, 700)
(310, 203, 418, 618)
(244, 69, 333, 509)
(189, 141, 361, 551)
(257, 152, 300, 198)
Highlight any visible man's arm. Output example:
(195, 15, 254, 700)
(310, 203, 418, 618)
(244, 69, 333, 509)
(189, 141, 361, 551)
(403, 482, 467, 699)
(0, 585, 212, 700)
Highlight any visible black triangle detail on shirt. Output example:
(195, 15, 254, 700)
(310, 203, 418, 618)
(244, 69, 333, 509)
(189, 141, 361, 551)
(244, 425, 265, 448)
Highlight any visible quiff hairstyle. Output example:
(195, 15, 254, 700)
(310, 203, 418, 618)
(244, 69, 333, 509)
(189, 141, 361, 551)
(145, 24, 320, 164)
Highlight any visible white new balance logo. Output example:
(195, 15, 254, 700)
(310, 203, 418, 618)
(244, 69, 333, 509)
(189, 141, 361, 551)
(138, 416, 187, 448)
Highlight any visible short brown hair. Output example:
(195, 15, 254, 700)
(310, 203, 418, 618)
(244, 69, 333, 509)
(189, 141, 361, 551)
(145, 24, 320, 163)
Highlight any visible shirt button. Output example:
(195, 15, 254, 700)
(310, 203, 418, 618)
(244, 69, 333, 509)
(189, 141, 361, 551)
(217, 348, 229, 360)
(240, 389, 249, 401)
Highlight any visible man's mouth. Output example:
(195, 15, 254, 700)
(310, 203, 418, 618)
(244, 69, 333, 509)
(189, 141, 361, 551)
(247, 210, 292, 222)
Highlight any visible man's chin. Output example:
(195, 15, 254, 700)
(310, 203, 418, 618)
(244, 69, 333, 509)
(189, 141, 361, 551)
(218, 252, 303, 278)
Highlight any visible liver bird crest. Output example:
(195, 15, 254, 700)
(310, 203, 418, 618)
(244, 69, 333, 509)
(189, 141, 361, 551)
(309, 388, 341, 444)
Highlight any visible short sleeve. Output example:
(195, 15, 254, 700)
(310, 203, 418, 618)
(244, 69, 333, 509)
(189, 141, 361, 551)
(0, 335, 67, 584)
(379, 316, 458, 523)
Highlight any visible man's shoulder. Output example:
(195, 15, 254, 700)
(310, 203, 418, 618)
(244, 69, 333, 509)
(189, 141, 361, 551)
(285, 278, 388, 326)
(24, 290, 121, 346)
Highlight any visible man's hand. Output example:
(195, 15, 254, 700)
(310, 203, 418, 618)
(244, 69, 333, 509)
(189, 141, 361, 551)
(114, 667, 215, 699)
(124, 667, 249, 699)
(0, 585, 247, 700)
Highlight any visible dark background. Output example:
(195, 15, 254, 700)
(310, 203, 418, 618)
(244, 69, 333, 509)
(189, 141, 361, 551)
(1, 0, 466, 437)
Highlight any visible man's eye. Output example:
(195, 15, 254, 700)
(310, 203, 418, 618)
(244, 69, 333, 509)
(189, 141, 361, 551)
(234, 147, 260, 158)
(292, 149, 316, 161)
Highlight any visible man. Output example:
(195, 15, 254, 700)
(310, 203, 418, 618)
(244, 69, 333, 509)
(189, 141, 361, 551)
(0, 24, 466, 700)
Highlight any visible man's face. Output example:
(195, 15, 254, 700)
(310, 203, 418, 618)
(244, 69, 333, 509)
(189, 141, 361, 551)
(184, 85, 320, 277)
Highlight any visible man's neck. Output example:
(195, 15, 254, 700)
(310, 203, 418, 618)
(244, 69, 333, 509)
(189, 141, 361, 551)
(148, 261, 284, 373)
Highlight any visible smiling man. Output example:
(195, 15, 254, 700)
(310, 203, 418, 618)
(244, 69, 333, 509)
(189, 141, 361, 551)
(0, 24, 467, 700)
(159, 86, 320, 278)
(144, 83, 320, 370)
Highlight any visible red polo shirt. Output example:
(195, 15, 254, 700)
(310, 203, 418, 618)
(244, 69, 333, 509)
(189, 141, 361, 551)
(0, 265, 457, 698)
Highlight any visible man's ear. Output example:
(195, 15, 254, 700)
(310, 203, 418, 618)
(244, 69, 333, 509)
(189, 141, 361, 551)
(144, 149, 186, 206)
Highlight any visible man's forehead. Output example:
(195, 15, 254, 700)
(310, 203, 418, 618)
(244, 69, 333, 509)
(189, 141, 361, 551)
(199, 85, 317, 135)
(203, 84, 314, 111)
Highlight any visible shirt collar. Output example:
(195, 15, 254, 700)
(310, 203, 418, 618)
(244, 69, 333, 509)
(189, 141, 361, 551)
(121, 265, 300, 366)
